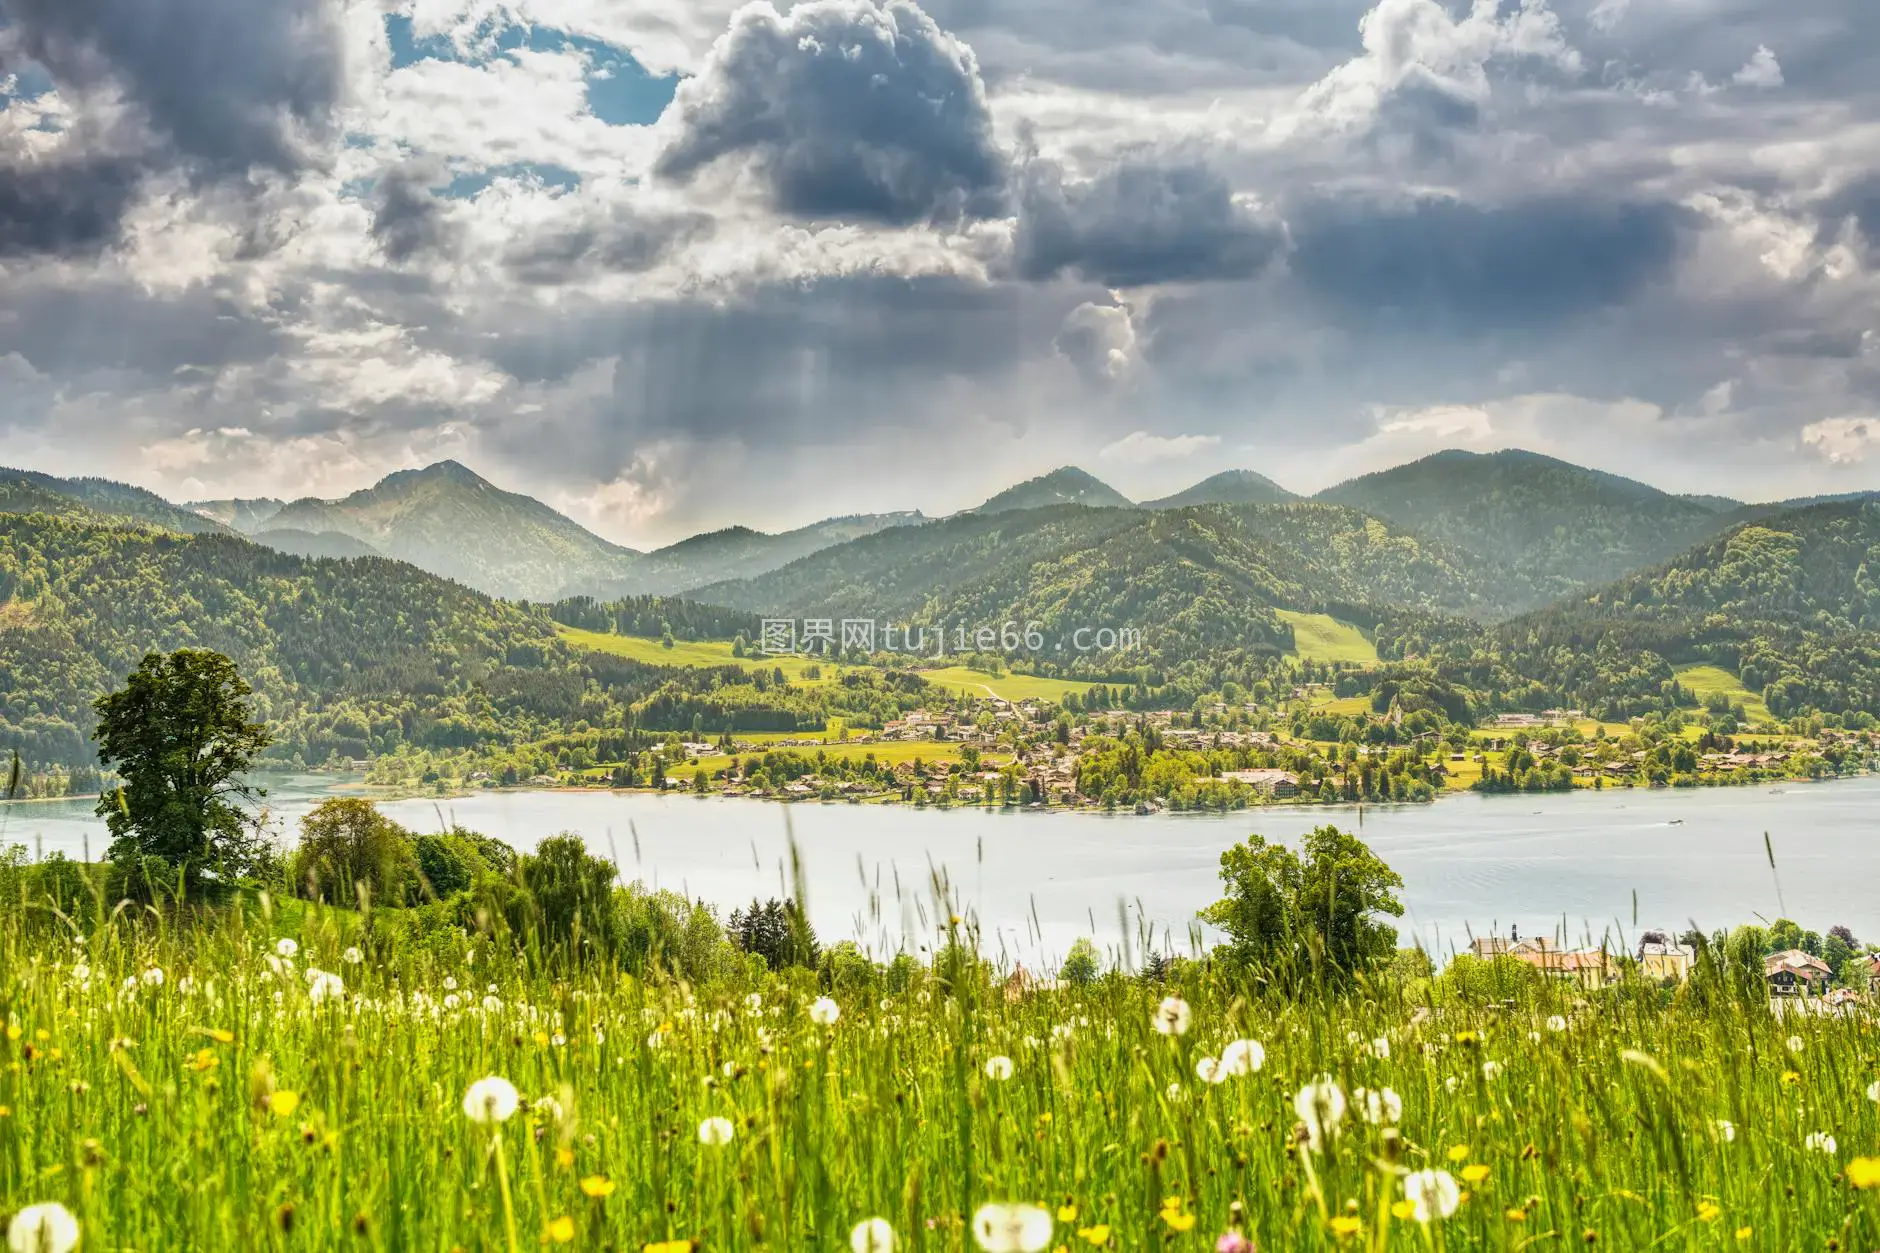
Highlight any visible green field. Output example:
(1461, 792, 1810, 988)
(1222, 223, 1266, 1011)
(7, 880, 1880, 1250)
(633, 738, 995, 779)
(916, 666, 1100, 704)
(1675, 663, 1772, 723)
(556, 627, 836, 685)
(1278, 610, 1379, 665)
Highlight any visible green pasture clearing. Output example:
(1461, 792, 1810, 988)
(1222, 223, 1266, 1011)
(1675, 663, 1772, 723)
(556, 627, 836, 685)
(915, 666, 1100, 704)
(1277, 610, 1379, 665)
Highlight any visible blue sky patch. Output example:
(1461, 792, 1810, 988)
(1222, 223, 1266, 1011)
(0, 61, 55, 106)
(446, 162, 583, 199)
(385, 13, 678, 127)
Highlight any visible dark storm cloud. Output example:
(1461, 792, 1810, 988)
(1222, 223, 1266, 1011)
(2, 0, 346, 173)
(1013, 155, 1284, 287)
(370, 161, 455, 265)
(655, 0, 1009, 226)
(0, 155, 141, 256)
(1286, 194, 1689, 332)
(0, 0, 347, 256)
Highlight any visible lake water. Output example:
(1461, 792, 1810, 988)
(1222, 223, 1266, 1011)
(6, 777, 1877, 967)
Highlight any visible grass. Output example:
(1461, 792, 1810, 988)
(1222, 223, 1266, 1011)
(5, 888, 1880, 1251)
(916, 666, 1100, 704)
(1676, 664, 1773, 724)
(556, 627, 836, 686)
(1278, 611, 1379, 666)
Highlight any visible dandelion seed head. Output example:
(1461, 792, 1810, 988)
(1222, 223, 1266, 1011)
(698, 1116, 736, 1146)
(6, 1202, 79, 1253)
(1151, 997, 1191, 1037)
(850, 1217, 895, 1253)
(1402, 1169, 1462, 1223)
(462, 1076, 519, 1125)
(984, 1055, 1015, 1081)
(809, 997, 841, 1026)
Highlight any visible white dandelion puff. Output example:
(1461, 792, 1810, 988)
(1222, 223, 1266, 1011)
(341, 947, 363, 966)
(850, 1217, 895, 1253)
(1219, 1039, 1265, 1076)
(1293, 1076, 1347, 1147)
(1715, 1119, 1736, 1142)
(1401, 1170, 1462, 1222)
(984, 1055, 1015, 1081)
(1805, 1131, 1837, 1154)
(462, 1076, 519, 1124)
(809, 997, 842, 1026)
(971, 1203, 1053, 1253)
(1355, 1086, 1403, 1125)
(6, 1202, 79, 1253)
(1150, 996, 1191, 1037)
(274, 938, 298, 959)
(698, 1116, 736, 1146)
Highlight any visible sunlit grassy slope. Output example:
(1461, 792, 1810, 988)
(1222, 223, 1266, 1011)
(1675, 663, 1772, 723)
(1278, 610, 1379, 665)
(555, 627, 835, 685)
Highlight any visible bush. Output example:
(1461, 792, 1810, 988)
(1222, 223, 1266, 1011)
(292, 799, 417, 907)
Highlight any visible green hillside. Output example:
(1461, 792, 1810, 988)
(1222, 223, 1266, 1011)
(1315, 449, 1732, 606)
(696, 502, 1528, 668)
(2, 467, 231, 535)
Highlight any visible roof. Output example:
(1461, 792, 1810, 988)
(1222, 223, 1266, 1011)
(1765, 949, 1834, 977)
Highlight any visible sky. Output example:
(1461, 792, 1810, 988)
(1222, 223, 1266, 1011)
(0, 0, 1877, 546)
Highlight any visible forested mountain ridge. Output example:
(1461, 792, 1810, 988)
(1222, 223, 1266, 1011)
(0, 511, 572, 768)
(1, 467, 232, 536)
(189, 497, 287, 532)
(1384, 500, 1880, 721)
(261, 461, 644, 602)
(577, 512, 929, 599)
(695, 502, 1530, 664)
(1314, 449, 1735, 605)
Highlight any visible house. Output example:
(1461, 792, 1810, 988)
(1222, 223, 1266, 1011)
(1765, 949, 1834, 997)
(1221, 769, 1301, 799)
(1636, 939, 1697, 983)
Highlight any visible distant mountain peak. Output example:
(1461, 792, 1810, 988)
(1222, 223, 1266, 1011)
(379, 459, 492, 490)
(1145, 469, 1298, 510)
(971, 467, 1136, 515)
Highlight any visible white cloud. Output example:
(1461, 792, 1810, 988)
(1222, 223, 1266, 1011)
(1099, 430, 1220, 462)
(1802, 417, 1880, 465)
(1732, 45, 1783, 91)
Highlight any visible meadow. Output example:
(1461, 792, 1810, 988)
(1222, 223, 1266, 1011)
(6, 895, 1880, 1251)
(1277, 612, 1380, 667)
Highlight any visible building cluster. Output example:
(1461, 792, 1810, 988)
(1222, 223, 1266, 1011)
(1468, 930, 1876, 1002)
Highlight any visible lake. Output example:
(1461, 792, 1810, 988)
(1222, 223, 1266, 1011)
(5, 777, 1876, 967)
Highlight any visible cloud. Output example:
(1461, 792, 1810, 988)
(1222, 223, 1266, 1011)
(370, 159, 457, 263)
(496, 187, 714, 283)
(1099, 430, 1219, 462)
(0, 156, 143, 256)
(1013, 154, 1285, 287)
(654, 0, 1009, 226)
(1287, 194, 1687, 332)
(1802, 417, 1879, 465)
(0, 0, 350, 256)
(1732, 44, 1783, 90)
(1055, 300, 1137, 383)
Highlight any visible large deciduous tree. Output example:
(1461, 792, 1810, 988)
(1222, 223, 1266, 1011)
(1200, 825, 1405, 985)
(93, 649, 272, 895)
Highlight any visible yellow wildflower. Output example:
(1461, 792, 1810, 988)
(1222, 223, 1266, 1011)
(1503, 1209, 1526, 1222)
(4, 1024, 19, 1041)
(556, 1146, 575, 1169)
(1735, 1228, 1752, 1241)
(545, 1216, 575, 1244)
(1076, 1225, 1110, 1245)
(580, 1176, 616, 1199)
(269, 1090, 301, 1118)
(203, 1028, 235, 1044)
(1461, 1164, 1490, 1184)
(1447, 1144, 1471, 1163)
(186, 1048, 219, 1072)
(1329, 1215, 1362, 1237)
(1390, 1201, 1418, 1221)
(1848, 1158, 1880, 1190)
(1455, 1029, 1480, 1045)
(1697, 1200, 1722, 1222)
(535, 1032, 551, 1048)
(642, 1243, 694, 1253)
(1057, 1205, 1077, 1222)
(1781, 1070, 1801, 1086)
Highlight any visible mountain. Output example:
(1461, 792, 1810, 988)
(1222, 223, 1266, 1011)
(1484, 499, 1880, 720)
(250, 528, 382, 560)
(0, 511, 570, 768)
(694, 502, 1527, 664)
(1145, 470, 1299, 509)
(1, 467, 231, 535)
(584, 512, 928, 598)
(261, 461, 643, 602)
(969, 467, 1136, 515)
(190, 497, 286, 533)
(1315, 449, 1732, 606)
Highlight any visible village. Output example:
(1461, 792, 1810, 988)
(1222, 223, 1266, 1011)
(1468, 929, 1877, 1008)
